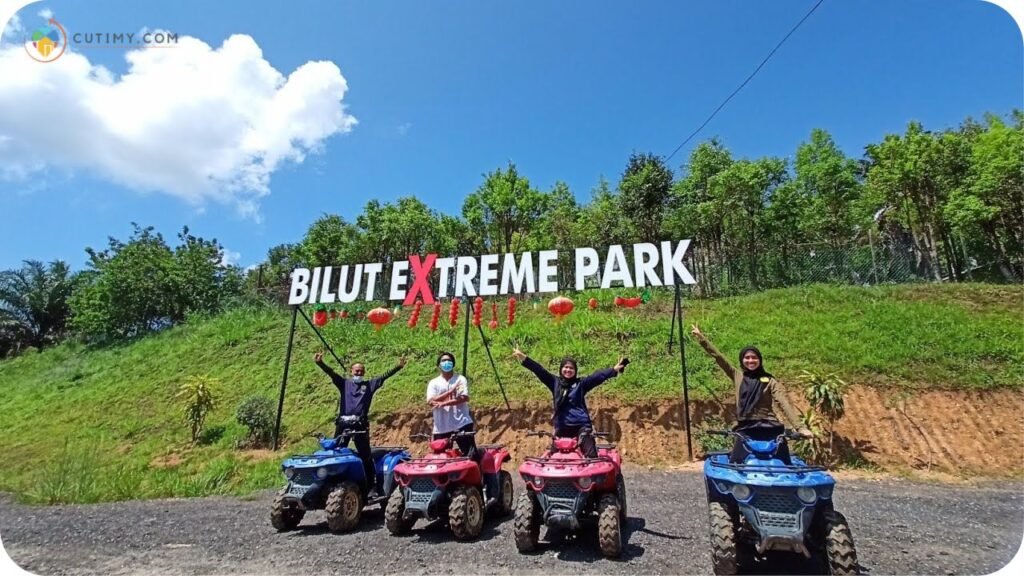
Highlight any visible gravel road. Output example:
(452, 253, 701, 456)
(1, 470, 1021, 575)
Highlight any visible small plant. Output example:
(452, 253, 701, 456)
(696, 414, 733, 456)
(235, 395, 275, 447)
(794, 410, 828, 464)
(177, 376, 218, 444)
(800, 370, 847, 461)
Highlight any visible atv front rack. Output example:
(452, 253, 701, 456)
(524, 455, 614, 466)
(406, 456, 471, 464)
(707, 460, 826, 474)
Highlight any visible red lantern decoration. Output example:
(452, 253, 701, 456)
(489, 302, 499, 329)
(507, 297, 517, 325)
(340, 309, 349, 319)
(488, 319, 498, 330)
(588, 298, 598, 310)
(312, 306, 328, 327)
(614, 296, 624, 307)
(429, 302, 441, 332)
(449, 298, 461, 328)
(547, 296, 574, 321)
(615, 296, 641, 308)
(367, 307, 394, 331)
(472, 297, 483, 327)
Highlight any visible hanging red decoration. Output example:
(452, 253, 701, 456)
(547, 296, 574, 321)
(489, 301, 499, 329)
(429, 302, 441, 332)
(367, 307, 393, 331)
(588, 298, 598, 310)
(472, 297, 483, 327)
(615, 296, 641, 308)
(340, 309, 349, 319)
(312, 305, 328, 327)
(507, 297, 517, 325)
(449, 298, 460, 328)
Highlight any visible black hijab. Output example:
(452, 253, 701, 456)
(736, 347, 773, 420)
(553, 357, 579, 414)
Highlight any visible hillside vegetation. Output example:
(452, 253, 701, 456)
(0, 283, 1020, 504)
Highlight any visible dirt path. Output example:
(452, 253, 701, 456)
(370, 386, 1024, 476)
(1, 470, 1021, 575)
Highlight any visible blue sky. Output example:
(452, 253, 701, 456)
(0, 0, 1021, 270)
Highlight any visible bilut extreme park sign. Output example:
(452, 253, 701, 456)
(289, 240, 696, 306)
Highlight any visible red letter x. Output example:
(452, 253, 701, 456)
(404, 253, 437, 305)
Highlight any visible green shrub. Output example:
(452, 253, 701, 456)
(235, 395, 275, 447)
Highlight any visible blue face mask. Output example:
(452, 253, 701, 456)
(439, 360, 454, 372)
(351, 376, 364, 384)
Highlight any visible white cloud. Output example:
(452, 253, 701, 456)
(1, 14, 23, 44)
(0, 33, 357, 220)
(220, 249, 241, 267)
(397, 122, 412, 136)
(38, 8, 53, 20)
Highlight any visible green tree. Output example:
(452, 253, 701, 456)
(0, 260, 75, 355)
(297, 215, 360, 267)
(618, 152, 674, 242)
(793, 129, 863, 248)
(462, 162, 548, 253)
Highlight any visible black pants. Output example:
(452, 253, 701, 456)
(433, 422, 480, 463)
(730, 422, 790, 464)
(336, 423, 375, 490)
(555, 425, 597, 458)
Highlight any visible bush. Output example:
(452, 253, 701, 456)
(197, 424, 226, 446)
(235, 395, 275, 448)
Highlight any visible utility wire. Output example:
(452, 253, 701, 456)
(666, 0, 827, 162)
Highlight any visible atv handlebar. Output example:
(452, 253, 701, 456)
(706, 429, 812, 441)
(526, 430, 553, 438)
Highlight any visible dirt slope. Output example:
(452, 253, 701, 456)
(370, 386, 1024, 476)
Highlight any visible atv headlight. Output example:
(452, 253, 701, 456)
(284, 467, 296, 480)
(730, 484, 751, 500)
(577, 476, 593, 490)
(797, 486, 817, 504)
(316, 467, 329, 480)
(531, 476, 544, 489)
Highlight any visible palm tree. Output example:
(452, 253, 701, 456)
(0, 260, 75, 353)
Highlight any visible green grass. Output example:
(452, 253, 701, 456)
(0, 283, 1020, 503)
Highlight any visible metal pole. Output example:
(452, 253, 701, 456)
(868, 228, 879, 285)
(675, 283, 693, 461)
(667, 286, 679, 354)
(477, 324, 512, 411)
(297, 307, 345, 370)
(273, 306, 299, 450)
(461, 298, 471, 376)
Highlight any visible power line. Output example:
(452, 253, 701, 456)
(665, 0, 827, 163)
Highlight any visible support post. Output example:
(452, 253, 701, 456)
(461, 298, 471, 376)
(273, 306, 299, 450)
(675, 283, 694, 461)
(477, 324, 512, 411)
(297, 307, 346, 369)
(668, 286, 679, 354)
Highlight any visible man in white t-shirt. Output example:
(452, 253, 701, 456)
(426, 351, 479, 462)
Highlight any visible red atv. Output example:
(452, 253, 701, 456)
(514, 430, 627, 558)
(385, 431, 514, 540)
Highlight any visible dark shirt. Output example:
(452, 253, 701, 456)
(520, 356, 617, 429)
(316, 361, 402, 422)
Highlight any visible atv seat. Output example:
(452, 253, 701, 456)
(478, 444, 505, 450)
(596, 443, 616, 450)
(371, 446, 406, 459)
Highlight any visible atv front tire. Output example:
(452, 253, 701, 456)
(384, 488, 416, 535)
(822, 509, 859, 575)
(270, 489, 304, 531)
(708, 501, 739, 575)
(325, 482, 363, 533)
(616, 473, 628, 521)
(597, 493, 623, 558)
(449, 485, 484, 541)
(513, 491, 541, 552)
(498, 471, 515, 516)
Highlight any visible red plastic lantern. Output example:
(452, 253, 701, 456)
(367, 307, 394, 331)
(488, 319, 498, 330)
(588, 298, 598, 310)
(472, 297, 483, 327)
(340, 309, 349, 319)
(507, 297, 517, 325)
(547, 296, 574, 321)
(429, 302, 441, 331)
(313, 306, 328, 327)
(449, 298, 461, 327)
(614, 296, 624, 307)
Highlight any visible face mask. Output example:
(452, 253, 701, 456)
(352, 376, 364, 383)
(439, 360, 454, 372)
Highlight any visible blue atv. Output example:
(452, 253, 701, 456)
(703, 429, 859, 575)
(271, 425, 410, 533)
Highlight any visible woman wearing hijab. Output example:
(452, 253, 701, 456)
(690, 324, 809, 464)
(512, 347, 627, 458)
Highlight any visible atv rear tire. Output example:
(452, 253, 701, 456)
(597, 493, 623, 559)
(822, 509, 859, 575)
(270, 489, 304, 531)
(616, 473, 628, 521)
(449, 485, 484, 541)
(498, 471, 515, 516)
(325, 482, 363, 533)
(708, 501, 739, 575)
(513, 491, 541, 553)
(384, 487, 416, 535)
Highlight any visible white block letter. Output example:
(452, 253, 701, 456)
(574, 247, 599, 290)
(389, 260, 410, 301)
(364, 263, 383, 301)
(479, 254, 500, 296)
(661, 240, 696, 285)
(633, 243, 663, 287)
(600, 245, 634, 289)
(288, 268, 311, 305)
(455, 257, 478, 297)
(538, 250, 559, 293)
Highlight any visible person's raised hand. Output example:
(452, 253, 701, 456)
(512, 347, 526, 362)
(399, 355, 408, 368)
(314, 351, 324, 363)
(690, 324, 702, 337)
(614, 357, 628, 374)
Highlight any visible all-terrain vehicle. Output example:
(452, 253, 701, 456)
(703, 429, 859, 575)
(271, 421, 410, 533)
(513, 430, 627, 558)
(385, 430, 513, 540)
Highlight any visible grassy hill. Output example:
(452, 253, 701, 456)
(0, 283, 1020, 504)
